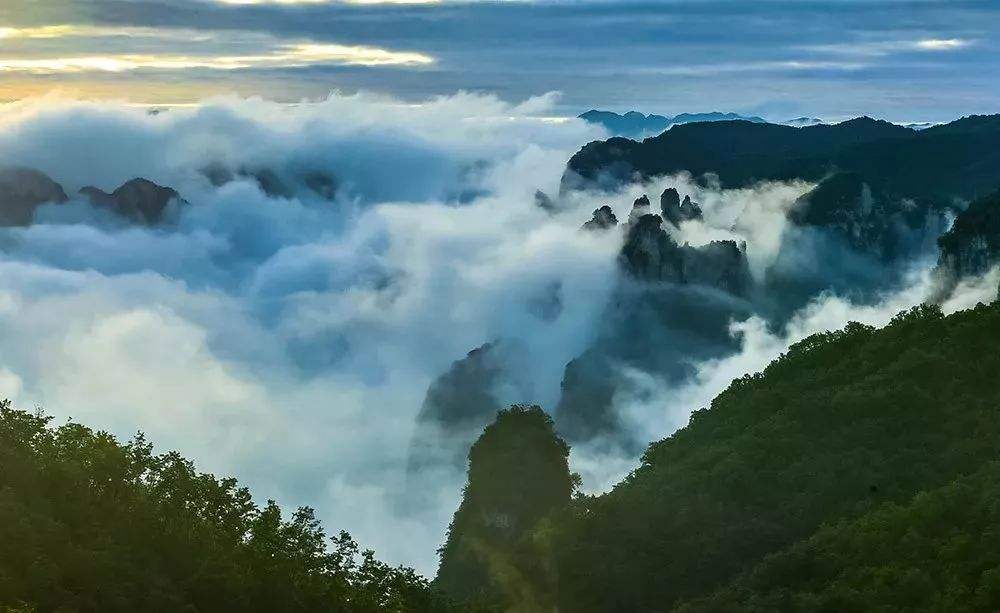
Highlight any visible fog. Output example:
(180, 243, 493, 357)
(0, 92, 989, 574)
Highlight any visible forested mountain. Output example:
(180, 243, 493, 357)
(552, 301, 1000, 611)
(0, 401, 453, 612)
(435, 299, 1000, 612)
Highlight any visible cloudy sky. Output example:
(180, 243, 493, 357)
(1, 0, 998, 121)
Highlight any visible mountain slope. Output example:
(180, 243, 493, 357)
(552, 300, 1000, 611)
(676, 459, 1000, 612)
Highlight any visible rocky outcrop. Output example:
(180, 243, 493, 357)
(790, 172, 953, 261)
(936, 190, 1000, 285)
(81, 178, 184, 225)
(0, 167, 68, 226)
(202, 163, 339, 200)
(582, 205, 618, 231)
(621, 213, 685, 281)
(620, 199, 752, 296)
(628, 194, 652, 223)
(534, 189, 556, 213)
(660, 188, 703, 227)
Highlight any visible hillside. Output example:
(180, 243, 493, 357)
(0, 402, 453, 612)
(547, 300, 1000, 611)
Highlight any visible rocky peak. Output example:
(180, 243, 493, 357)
(534, 189, 556, 213)
(81, 178, 184, 225)
(660, 188, 703, 227)
(628, 194, 652, 223)
(620, 211, 752, 295)
(582, 205, 619, 230)
(0, 167, 68, 226)
(621, 213, 685, 282)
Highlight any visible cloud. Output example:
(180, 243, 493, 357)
(0, 89, 993, 578)
(0, 91, 609, 575)
(0, 44, 433, 74)
(802, 38, 976, 57)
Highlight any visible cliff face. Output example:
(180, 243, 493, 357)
(787, 172, 951, 261)
(938, 190, 1000, 280)
(0, 167, 69, 226)
(619, 195, 751, 297)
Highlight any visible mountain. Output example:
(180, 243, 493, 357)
(563, 114, 1000, 203)
(80, 178, 186, 225)
(440, 299, 1000, 611)
(0, 400, 453, 612)
(579, 110, 766, 138)
(551, 301, 1000, 611)
(435, 405, 573, 610)
(0, 167, 68, 226)
(0, 168, 186, 226)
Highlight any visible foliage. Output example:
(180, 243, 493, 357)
(676, 460, 1000, 612)
(552, 301, 1000, 611)
(0, 401, 453, 612)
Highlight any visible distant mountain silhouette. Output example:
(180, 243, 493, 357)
(579, 110, 766, 138)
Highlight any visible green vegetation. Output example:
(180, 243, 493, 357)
(551, 301, 1000, 611)
(677, 460, 1000, 612)
(0, 400, 452, 612)
(435, 405, 576, 612)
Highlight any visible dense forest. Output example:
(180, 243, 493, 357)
(0, 401, 454, 612)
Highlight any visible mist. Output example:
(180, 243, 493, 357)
(0, 92, 989, 575)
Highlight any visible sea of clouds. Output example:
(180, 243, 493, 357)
(0, 91, 993, 574)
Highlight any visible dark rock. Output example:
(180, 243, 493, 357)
(660, 188, 681, 219)
(685, 240, 751, 296)
(534, 189, 557, 213)
(246, 168, 293, 199)
(202, 163, 234, 187)
(303, 171, 338, 200)
(620, 213, 752, 295)
(582, 205, 618, 231)
(660, 188, 703, 227)
(0, 167, 68, 226)
(620, 214, 684, 282)
(936, 190, 1000, 291)
(788, 172, 952, 261)
(81, 178, 184, 225)
(629, 194, 652, 223)
(553, 351, 622, 445)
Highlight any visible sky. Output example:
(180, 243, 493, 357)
(1, 0, 999, 121)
